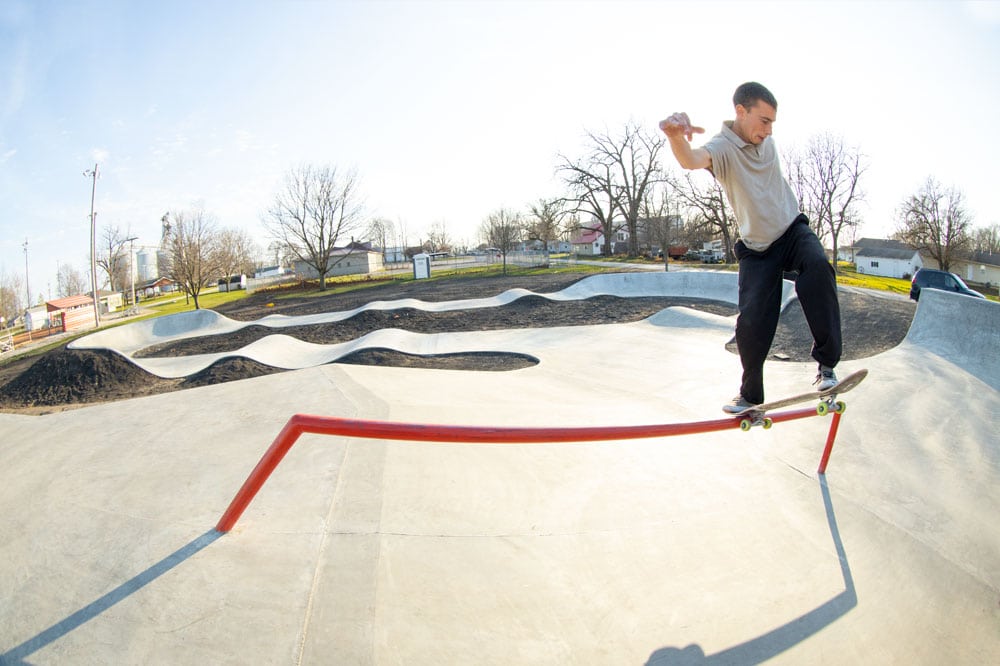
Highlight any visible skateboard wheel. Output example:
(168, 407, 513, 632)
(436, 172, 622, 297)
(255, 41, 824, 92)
(740, 419, 752, 432)
(816, 402, 829, 416)
(834, 401, 846, 414)
(762, 418, 773, 429)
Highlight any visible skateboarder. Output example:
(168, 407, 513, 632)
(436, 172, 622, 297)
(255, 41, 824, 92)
(658, 82, 842, 413)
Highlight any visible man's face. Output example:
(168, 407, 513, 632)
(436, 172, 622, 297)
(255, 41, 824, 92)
(734, 101, 776, 145)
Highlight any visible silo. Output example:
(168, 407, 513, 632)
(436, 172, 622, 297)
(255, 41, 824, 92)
(136, 248, 159, 281)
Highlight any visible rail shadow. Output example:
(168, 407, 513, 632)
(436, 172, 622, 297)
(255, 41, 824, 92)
(1, 530, 221, 665)
(645, 476, 856, 665)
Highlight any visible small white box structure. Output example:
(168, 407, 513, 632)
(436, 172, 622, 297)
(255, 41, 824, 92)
(412, 253, 431, 280)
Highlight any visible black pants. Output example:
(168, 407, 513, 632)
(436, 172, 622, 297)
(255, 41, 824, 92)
(734, 215, 841, 404)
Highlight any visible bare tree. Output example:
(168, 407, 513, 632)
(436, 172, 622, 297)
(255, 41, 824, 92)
(558, 122, 665, 257)
(216, 227, 259, 280)
(641, 183, 682, 271)
(262, 164, 366, 290)
(164, 207, 224, 309)
(480, 208, 522, 274)
(525, 198, 569, 251)
(671, 172, 739, 263)
(56, 263, 89, 297)
(785, 133, 867, 273)
(558, 152, 621, 257)
(895, 177, 972, 272)
(0, 268, 24, 325)
(426, 220, 451, 253)
(367, 217, 395, 261)
(97, 224, 132, 292)
(601, 122, 666, 256)
(971, 223, 1000, 255)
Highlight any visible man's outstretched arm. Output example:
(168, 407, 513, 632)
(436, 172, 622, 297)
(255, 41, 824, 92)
(659, 112, 712, 171)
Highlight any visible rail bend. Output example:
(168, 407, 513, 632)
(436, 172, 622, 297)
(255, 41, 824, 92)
(215, 405, 845, 533)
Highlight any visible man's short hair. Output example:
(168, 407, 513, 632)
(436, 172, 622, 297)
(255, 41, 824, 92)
(733, 82, 777, 110)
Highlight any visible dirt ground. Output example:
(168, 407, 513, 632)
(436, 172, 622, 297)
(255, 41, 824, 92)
(0, 271, 915, 414)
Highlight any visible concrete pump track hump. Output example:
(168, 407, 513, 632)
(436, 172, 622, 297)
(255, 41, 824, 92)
(1, 271, 997, 665)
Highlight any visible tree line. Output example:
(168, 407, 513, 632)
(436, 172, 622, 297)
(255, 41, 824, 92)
(4, 121, 997, 321)
(392, 122, 997, 277)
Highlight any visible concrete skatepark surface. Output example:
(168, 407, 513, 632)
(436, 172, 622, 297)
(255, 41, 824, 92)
(68, 272, 782, 379)
(2, 272, 997, 664)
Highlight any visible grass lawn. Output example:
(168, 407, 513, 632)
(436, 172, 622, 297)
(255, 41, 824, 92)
(833, 264, 913, 296)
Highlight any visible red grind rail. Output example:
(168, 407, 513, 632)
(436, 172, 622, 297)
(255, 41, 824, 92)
(215, 405, 846, 533)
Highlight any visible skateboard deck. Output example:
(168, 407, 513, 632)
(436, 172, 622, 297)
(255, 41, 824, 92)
(730, 368, 869, 424)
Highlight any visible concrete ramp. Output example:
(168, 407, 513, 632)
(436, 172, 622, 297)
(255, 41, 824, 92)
(2, 274, 997, 664)
(69, 271, 796, 379)
(903, 288, 1000, 389)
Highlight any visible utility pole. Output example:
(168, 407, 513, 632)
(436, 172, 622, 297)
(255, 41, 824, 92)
(125, 236, 138, 314)
(84, 164, 100, 327)
(22, 238, 30, 307)
(23, 238, 30, 341)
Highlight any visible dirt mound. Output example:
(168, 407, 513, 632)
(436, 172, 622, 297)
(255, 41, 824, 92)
(0, 272, 916, 414)
(134, 295, 732, 358)
(337, 349, 538, 371)
(0, 349, 175, 408)
(181, 357, 283, 387)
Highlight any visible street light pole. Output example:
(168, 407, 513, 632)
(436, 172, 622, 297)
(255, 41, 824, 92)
(23, 238, 31, 341)
(125, 236, 138, 314)
(22, 238, 29, 307)
(84, 164, 100, 328)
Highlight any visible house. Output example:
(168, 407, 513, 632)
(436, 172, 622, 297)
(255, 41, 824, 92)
(139, 277, 178, 299)
(931, 251, 1000, 290)
(855, 247, 923, 279)
(382, 246, 407, 263)
(99, 290, 123, 313)
(254, 265, 289, 279)
(46, 294, 97, 332)
(292, 247, 385, 280)
(570, 227, 604, 256)
(839, 238, 910, 263)
(23, 304, 51, 332)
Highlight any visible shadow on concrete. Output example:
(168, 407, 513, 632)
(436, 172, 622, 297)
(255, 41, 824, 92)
(645, 476, 856, 665)
(0, 530, 221, 665)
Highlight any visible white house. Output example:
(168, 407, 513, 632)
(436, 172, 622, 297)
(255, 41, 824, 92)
(930, 251, 1000, 291)
(293, 248, 385, 280)
(840, 238, 910, 263)
(855, 247, 923, 279)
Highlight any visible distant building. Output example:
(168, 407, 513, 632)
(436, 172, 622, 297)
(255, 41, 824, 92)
(570, 226, 605, 256)
(136, 248, 160, 281)
(138, 277, 178, 299)
(839, 238, 910, 263)
(24, 304, 51, 332)
(938, 251, 1000, 290)
(292, 248, 385, 280)
(855, 247, 923, 279)
(46, 295, 96, 332)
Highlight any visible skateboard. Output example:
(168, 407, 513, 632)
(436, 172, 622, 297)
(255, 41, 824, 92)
(730, 368, 869, 431)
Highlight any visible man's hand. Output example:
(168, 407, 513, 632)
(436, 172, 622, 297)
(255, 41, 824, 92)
(658, 112, 704, 141)
(659, 112, 712, 171)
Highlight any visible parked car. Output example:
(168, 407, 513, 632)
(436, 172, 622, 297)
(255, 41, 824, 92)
(909, 268, 985, 301)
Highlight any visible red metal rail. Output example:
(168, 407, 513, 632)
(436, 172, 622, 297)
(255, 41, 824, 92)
(215, 404, 845, 533)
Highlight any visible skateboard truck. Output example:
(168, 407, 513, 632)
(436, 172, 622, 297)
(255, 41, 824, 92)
(733, 369, 867, 432)
(739, 395, 848, 431)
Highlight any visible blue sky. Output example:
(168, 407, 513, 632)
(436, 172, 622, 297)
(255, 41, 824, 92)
(2, 0, 998, 301)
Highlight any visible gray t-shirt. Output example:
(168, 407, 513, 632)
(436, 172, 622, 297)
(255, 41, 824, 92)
(702, 121, 800, 252)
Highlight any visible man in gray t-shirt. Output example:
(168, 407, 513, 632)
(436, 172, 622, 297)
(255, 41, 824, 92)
(658, 82, 842, 412)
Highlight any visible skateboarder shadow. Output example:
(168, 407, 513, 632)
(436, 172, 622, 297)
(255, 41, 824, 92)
(644, 476, 856, 665)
